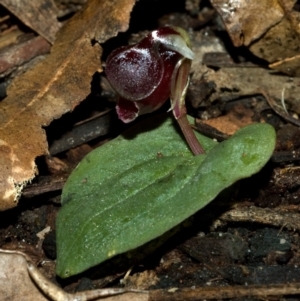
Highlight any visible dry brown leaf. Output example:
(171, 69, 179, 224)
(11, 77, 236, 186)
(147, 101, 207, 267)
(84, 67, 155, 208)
(249, 12, 299, 63)
(0, 0, 136, 211)
(280, 0, 300, 35)
(0, 0, 61, 44)
(0, 249, 149, 301)
(210, 0, 300, 76)
(210, 0, 284, 46)
(266, 1, 300, 76)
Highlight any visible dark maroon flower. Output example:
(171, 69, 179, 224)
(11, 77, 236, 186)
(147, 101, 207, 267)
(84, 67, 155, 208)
(106, 27, 193, 121)
(105, 26, 205, 155)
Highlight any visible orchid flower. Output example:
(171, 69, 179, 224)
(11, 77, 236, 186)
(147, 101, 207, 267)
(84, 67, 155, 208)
(105, 26, 205, 155)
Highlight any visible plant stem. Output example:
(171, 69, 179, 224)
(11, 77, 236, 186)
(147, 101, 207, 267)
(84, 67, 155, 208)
(171, 58, 205, 155)
(176, 114, 206, 155)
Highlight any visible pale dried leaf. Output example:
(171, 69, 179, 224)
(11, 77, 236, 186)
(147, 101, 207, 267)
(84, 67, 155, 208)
(211, 0, 300, 76)
(250, 0, 300, 64)
(210, 0, 284, 46)
(267, 0, 300, 75)
(0, 0, 61, 44)
(279, 0, 300, 35)
(0, 0, 136, 210)
(0, 249, 149, 301)
(0, 250, 48, 301)
(249, 15, 299, 63)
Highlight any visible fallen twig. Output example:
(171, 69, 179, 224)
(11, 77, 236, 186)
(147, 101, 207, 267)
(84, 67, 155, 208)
(215, 205, 300, 232)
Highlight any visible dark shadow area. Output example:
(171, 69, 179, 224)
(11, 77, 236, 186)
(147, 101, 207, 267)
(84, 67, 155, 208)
(213, 30, 269, 67)
(45, 72, 123, 155)
(120, 112, 170, 140)
(101, 0, 186, 60)
(129, 0, 185, 32)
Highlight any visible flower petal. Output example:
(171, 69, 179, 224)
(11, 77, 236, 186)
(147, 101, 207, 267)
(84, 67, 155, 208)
(106, 46, 163, 101)
(116, 98, 138, 123)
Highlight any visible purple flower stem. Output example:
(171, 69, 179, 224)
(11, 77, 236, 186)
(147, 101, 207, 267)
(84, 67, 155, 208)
(176, 114, 206, 155)
(171, 58, 206, 156)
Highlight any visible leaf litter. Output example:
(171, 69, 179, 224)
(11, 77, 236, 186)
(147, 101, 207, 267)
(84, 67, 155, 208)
(211, 0, 300, 76)
(2, 0, 300, 300)
(0, 248, 147, 301)
(0, 0, 60, 44)
(0, 0, 136, 210)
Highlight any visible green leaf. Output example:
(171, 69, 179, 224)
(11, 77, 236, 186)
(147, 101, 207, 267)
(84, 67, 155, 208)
(56, 115, 275, 278)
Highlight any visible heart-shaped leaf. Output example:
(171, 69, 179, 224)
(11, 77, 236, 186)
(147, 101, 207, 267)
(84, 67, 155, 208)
(56, 115, 275, 278)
